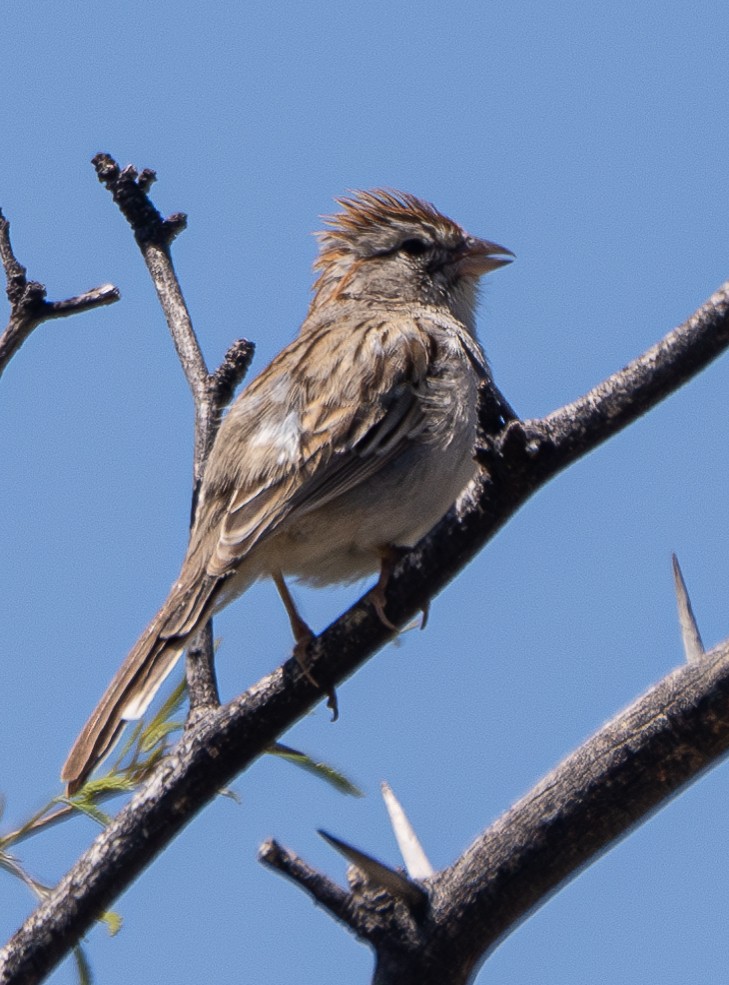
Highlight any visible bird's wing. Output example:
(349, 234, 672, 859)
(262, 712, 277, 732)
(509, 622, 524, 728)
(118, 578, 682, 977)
(203, 315, 437, 576)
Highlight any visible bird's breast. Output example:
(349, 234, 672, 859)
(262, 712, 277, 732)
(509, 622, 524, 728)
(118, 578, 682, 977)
(267, 365, 480, 587)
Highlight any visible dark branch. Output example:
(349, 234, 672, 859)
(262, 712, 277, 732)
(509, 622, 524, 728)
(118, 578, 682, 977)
(207, 337, 256, 414)
(542, 280, 729, 467)
(0, 209, 119, 378)
(264, 640, 729, 985)
(184, 623, 220, 716)
(259, 839, 356, 927)
(91, 155, 186, 251)
(4, 497, 729, 985)
(426, 637, 729, 984)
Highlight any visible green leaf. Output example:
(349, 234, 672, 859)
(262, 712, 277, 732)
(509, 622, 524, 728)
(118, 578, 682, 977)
(269, 743, 363, 797)
(147, 676, 188, 731)
(140, 719, 182, 753)
(72, 944, 93, 985)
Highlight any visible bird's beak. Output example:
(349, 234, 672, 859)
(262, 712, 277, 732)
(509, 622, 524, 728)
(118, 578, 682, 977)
(456, 237, 515, 276)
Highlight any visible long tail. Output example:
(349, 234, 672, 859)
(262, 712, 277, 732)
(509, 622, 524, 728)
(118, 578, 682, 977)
(62, 573, 220, 794)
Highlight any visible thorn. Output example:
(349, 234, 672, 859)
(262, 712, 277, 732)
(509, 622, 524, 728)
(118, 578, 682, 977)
(672, 553, 705, 663)
(317, 829, 428, 911)
(381, 781, 434, 879)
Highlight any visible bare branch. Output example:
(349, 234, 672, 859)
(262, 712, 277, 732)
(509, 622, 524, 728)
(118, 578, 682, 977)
(91, 154, 255, 716)
(91, 154, 209, 467)
(0, 209, 119, 378)
(7, 625, 729, 984)
(184, 623, 220, 716)
(207, 337, 256, 414)
(266, 639, 729, 985)
(544, 280, 729, 453)
(425, 637, 729, 983)
(259, 839, 356, 927)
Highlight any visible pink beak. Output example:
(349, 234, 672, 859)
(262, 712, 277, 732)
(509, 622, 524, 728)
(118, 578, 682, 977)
(457, 236, 515, 276)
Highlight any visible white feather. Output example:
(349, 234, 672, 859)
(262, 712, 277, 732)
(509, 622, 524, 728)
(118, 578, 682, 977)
(250, 411, 301, 465)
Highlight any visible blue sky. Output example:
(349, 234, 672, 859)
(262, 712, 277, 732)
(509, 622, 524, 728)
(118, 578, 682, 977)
(2, 2, 729, 982)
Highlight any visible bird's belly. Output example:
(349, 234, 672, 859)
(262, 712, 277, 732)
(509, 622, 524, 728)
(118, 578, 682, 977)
(268, 427, 479, 587)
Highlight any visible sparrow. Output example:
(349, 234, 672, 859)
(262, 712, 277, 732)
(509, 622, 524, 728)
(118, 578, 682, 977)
(61, 190, 513, 792)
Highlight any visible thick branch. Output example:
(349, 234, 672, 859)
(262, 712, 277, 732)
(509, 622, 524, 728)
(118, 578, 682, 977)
(426, 637, 729, 983)
(7, 628, 729, 985)
(263, 639, 729, 984)
(542, 280, 729, 466)
(0, 209, 119, 378)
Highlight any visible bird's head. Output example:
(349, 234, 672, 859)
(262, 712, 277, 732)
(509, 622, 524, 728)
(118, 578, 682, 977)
(310, 190, 513, 332)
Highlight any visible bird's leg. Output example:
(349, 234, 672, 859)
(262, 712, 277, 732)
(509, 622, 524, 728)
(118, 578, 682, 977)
(370, 547, 430, 631)
(272, 571, 339, 718)
(369, 546, 405, 631)
(272, 570, 317, 683)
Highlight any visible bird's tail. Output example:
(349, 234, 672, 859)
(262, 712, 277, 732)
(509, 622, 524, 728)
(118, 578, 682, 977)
(61, 618, 184, 794)
(61, 573, 219, 794)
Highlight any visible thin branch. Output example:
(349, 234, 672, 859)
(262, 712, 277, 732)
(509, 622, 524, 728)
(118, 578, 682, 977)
(184, 623, 220, 715)
(260, 833, 427, 951)
(542, 280, 729, 462)
(1, 804, 75, 848)
(91, 154, 208, 468)
(259, 839, 356, 927)
(0, 209, 119, 378)
(91, 154, 255, 714)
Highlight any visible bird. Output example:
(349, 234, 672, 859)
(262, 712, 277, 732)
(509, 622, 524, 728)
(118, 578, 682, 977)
(61, 190, 513, 793)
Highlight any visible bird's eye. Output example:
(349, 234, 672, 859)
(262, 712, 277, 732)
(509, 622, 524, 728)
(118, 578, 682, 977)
(400, 238, 429, 256)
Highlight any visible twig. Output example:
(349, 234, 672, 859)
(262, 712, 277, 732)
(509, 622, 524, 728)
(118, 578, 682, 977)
(259, 839, 355, 926)
(0, 209, 119, 378)
(91, 154, 254, 713)
(207, 337, 257, 413)
(91, 154, 207, 473)
(184, 623, 220, 716)
(0, 805, 75, 848)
